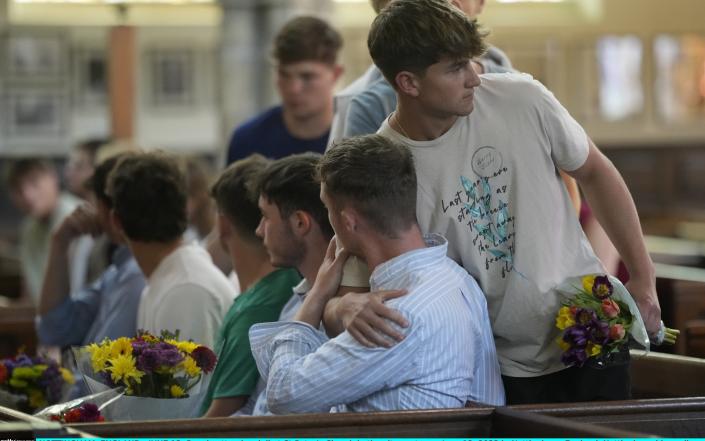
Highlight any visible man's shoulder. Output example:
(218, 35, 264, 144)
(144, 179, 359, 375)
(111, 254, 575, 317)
(351, 78, 395, 108)
(232, 106, 284, 139)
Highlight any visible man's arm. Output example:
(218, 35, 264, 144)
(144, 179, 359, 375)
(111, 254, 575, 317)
(38, 205, 102, 315)
(567, 139, 661, 335)
(202, 396, 247, 418)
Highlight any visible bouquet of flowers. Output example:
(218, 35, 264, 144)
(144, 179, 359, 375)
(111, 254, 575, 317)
(48, 402, 104, 423)
(556, 274, 678, 368)
(0, 354, 74, 413)
(74, 330, 217, 420)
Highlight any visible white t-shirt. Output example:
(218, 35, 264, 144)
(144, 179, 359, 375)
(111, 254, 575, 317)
(375, 73, 605, 377)
(137, 244, 235, 347)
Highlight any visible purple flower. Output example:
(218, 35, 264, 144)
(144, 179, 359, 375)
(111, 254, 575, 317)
(191, 346, 217, 374)
(79, 403, 101, 422)
(157, 347, 184, 367)
(592, 275, 613, 299)
(575, 308, 597, 326)
(136, 349, 161, 373)
(561, 347, 588, 367)
(563, 325, 589, 348)
(38, 364, 63, 404)
(587, 319, 611, 345)
(131, 340, 150, 355)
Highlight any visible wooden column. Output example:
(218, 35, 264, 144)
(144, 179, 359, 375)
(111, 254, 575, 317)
(109, 26, 136, 140)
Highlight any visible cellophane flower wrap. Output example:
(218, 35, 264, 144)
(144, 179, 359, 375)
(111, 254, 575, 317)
(73, 330, 217, 420)
(0, 353, 74, 413)
(555, 274, 648, 368)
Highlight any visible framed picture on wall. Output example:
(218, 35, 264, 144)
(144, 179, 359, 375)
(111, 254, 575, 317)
(74, 48, 108, 107)
(149, 49, 195, 108)
(3, 90, 65, 137)
(6, 34, 66, 81)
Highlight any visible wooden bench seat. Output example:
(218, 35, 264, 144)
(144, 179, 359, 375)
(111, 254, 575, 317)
(630, 350, 705, 398)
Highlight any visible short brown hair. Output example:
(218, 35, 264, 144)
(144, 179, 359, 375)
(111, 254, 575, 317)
(257, 153, 334, 241)
(211, 154, 270, 243)
(273, 16, 343, 65)
(108, 151, 187, 243)
(370, 0, 391, 14)
(4, 158, 55, 190)
(319, 135, 417, 239)
(368, 0, 486, 84)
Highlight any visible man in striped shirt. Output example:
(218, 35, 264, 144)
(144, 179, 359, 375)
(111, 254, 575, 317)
(249, 135, 504, 413)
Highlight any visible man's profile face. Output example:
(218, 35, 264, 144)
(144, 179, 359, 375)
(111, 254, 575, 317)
(414, 56, 481, 118)
(276, 61, 340, 121)
(10, 170, 60, 220)
(320, 183, 357, 256)
(64, 149, 94, 197)
(255, 195, 305, 268)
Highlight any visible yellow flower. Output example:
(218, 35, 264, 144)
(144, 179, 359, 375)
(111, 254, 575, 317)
(60, 368, 75, 385)
(28, 388, 46, 410)
(176, 341, 199, 354)
(180, 356, 201, 377)
(555, 306, 576, 330)
(110, 337, 134, 358)
(107, 354, 144, 385)
(582, 275, 596, 294)
(88, 344, 111, 372)
(556, 337, 570, 352)
(141, 333, 158, 343)
(587, 343, 602, 357)
(170, 384, 185, 398)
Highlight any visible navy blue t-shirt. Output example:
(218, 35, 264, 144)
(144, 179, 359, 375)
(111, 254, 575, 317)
(226, 106, 329, 164)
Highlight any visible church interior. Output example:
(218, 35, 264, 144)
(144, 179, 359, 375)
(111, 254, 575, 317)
(1, 0, 705, 437)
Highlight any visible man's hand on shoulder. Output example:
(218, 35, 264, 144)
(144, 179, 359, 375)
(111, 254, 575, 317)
(335, 289, 409, 348)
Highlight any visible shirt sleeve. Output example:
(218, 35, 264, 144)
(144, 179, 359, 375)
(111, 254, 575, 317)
(209, 306, 281, 400)
(535, 81, 590, 172)
(249, 316, 419, 414)
(36, 280, 102, 346)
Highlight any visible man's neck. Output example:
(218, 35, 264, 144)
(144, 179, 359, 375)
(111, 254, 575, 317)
(360, 225, 427, 274)
(129, 238, 184, 278)
(297, 234, 330, 287)
(282, 104, 333, 140)
(394, 100, 459, 141)
(231, 240, 276, 293)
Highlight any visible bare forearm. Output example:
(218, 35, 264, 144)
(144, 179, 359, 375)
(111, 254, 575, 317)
(38, 237, 72, 315)
(571, 142, 654, 287)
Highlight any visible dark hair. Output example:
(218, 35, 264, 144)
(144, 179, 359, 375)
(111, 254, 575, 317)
(4, 158, 55, 190)
(211, 154, 270, 243)
(368, 0, 486, 85)
(319, 135, 417, 238)
(75, 138, 110, 164)
(257, 153, 333, 240)
(90, 155, 125, 208)
(369, 0, 391, 14)
(108, 151, 187, 243)
(273, 16, 343, 65)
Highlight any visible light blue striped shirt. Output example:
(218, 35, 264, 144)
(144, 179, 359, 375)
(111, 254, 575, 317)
(249, 234, 505, 414)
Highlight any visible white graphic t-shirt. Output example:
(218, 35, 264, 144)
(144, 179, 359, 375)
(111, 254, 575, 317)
(377, 73, 605, 377)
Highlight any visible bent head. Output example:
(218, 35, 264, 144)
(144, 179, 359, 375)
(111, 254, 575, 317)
(318, 135, 418, 254)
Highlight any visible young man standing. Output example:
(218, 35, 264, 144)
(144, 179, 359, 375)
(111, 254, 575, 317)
(250, 135, 504, 413)
(330, 0, 660, 404)
(108, 152, 235, 347)
(200, 155, 301, 417)
(226, 16, 343, 164)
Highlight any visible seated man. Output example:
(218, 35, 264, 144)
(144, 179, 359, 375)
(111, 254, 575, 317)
(37, 154, 145, 347)
(108, 152, 235, 346)
(247, 152, 339, 415)
(6, 159, 80, 301)
(200, 155, 301, 417)
(249, 135, 504, 413)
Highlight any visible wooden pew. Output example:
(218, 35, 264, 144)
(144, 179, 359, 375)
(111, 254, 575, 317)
(0, 304, 37, 358)
(655, 263, 705, 355)
(630, 350, 705, 398)
(515, 397, 705, 437)
(68, 407, 646, 438)
(685, 319, 705, 357)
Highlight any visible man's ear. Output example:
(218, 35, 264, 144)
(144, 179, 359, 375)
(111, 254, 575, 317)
(340, 207, 358, 234)
(395, 70, 421, 98)
(289, 210, 312, 237)
(216, 213, 231, 240)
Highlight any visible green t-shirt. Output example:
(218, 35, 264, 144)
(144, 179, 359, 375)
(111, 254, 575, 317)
(200, 268, 301, 415)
